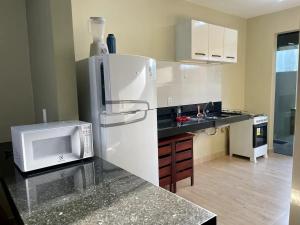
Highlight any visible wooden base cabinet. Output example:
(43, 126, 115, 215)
(158, 133, 194, 193)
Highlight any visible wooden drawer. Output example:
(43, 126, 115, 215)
(158, 145, 172, 157)
(176, 139, 193, 152)
(176, 159, 193, 172)
(159, 176, 171, 187)
(176, 150, 192, 162)
(159, 165, 171, 178)
(176, 168, 193, 181)
(159, 156, 171, 168)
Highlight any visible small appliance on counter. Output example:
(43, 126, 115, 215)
(11, 121, 94, 172)
(230, 115, 268, 163)
(89, 17, 108, 57)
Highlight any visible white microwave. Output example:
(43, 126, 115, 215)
(11, 121, 94, 172)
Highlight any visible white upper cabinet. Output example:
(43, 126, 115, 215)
(208, 24, 224, 62)
(223, 28, 238, 63)
(176, 19, 238, 64)
(191, 20, 209, 61)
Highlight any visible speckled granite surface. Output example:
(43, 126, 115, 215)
(3, 156, 216, 225)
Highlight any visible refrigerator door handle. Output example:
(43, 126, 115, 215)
(101, 109, 143, 116)
(100, 110, 148, 128)
(105, 100, 150, 110)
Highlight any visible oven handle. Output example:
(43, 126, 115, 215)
(253, 122, 268, 129)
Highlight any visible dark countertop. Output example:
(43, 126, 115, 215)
(158, 112, 251, 139)
(0, 148, 216, 225)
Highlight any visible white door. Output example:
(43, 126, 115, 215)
(209, 24, 224, 62)
(103, 54, 157, 113)
(223, 28, 238, 63)
(191, 20, 209, 61)
(100, 109, 159, 185)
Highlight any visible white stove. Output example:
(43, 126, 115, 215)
(230, 114, 268, 163)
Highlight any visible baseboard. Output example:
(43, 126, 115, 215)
(194, 151, 226, 165)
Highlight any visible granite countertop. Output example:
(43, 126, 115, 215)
(158, 112, 251, 139)
(1, 149, 216, 225)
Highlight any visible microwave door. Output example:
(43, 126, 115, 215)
(24, 127, 83, 171)
(102, 55, 157, 113)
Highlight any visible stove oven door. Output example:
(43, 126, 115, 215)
(253, 123, 268, 148)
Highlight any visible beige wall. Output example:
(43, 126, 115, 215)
(0, 0, 35, 142)
(26, 0, 78, 123)
(50, 0, 79, 121)
(71, 0, 247, 160)
(246, 7, 300, 149)
(71, 0, 247, 111)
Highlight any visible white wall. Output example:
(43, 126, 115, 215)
(157, 61, 222, 108)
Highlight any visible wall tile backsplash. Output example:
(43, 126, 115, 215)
(156, 61, 222, 108)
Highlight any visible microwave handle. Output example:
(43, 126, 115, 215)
(77, 126, 85, 159)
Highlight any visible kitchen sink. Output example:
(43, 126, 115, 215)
(189, 117, 207, 122)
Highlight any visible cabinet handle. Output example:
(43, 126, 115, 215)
(226, 56, 235, 59)
(212, 54, 222, 58)
(195, 52, 206, 56)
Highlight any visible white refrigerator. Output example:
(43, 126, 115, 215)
(77, 54, 159, 185)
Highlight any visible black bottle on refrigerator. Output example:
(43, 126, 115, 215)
(107, 34, 116, 53)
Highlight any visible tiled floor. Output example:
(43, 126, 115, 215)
(176, 153, 293, 225)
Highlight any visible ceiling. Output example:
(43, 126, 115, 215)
(187, 0, 300, 18)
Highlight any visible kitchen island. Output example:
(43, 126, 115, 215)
(0, 148, 216, 225)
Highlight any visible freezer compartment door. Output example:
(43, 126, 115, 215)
(100, 109, 159, 185)
(103, 54, 157, 113)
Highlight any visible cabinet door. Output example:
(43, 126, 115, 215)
(224, 28, 238, 63)
(191, 20, 209, 61)
(209, 24, 224, 62)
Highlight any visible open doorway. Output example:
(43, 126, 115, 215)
(274, 31, 299, 156)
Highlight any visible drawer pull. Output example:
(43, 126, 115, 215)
(176, 150, 193, 162)
(176, 168, 193, 181)
(159, 165, 171, 178)
(159, 156, 171, 168)
(226, 56, 235, 59)
(159, 176, 171, 186)
(195, 52, 206, 56)
(176, 159, 193, 172)
(212, 54, 222, 58)
(176, 140, 193, 152)
(158, 145, 171, 157)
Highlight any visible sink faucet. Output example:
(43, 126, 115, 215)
(203, 102, 214, 118)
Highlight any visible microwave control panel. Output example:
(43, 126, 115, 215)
(80, 124, 93, 157)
